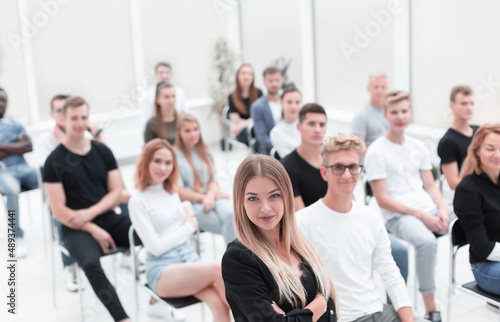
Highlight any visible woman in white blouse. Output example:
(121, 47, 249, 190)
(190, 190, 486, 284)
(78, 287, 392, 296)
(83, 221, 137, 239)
(270, 85, 302, 158)
(129, 139, 230, 321)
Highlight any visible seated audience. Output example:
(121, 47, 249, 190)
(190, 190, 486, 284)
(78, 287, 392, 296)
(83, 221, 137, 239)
(365, 91, 454, 321)
(129, 139, 230, 321)
(281, 103, 328, 210)
(297, 134, 414, 322)
(144, 82, 180, 145)
(43, 96, 132, 322)
(270, 85, 302, 158)
(438, 85, 478, 190)
(250, 66, 283, 155)
(454, 124, 500, 296)
(222, 154, 338, 321)
(0, 87, 38, 258)
(227, 63, 263, 145)
(175, 115, 235, 244)
(141, 62, 187, 128)
(351, 72, 389, 147)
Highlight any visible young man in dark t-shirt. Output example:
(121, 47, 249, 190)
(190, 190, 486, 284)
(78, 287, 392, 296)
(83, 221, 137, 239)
(43, 97, 132, 322)
(438, 85, 478, 190)
(281, 103, 327, 210)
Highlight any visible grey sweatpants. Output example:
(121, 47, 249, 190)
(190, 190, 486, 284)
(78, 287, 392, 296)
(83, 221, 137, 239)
(386, 205, 455, 295)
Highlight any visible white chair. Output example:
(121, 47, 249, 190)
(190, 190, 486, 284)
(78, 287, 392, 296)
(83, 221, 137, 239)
(221, 105, 255, 152)
(127, 225, 205, 321)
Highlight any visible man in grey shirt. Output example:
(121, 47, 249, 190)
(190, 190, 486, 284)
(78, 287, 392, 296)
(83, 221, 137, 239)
(352, 72, 389, 146)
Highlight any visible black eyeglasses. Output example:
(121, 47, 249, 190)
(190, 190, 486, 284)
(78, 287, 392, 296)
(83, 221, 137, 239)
(324, 164, 363, 176)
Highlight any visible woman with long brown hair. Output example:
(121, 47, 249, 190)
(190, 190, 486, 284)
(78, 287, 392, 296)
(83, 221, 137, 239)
(129, 139, 230, 321)
(227, 63, 263, 144)
(454, 124, 500, 295)
(175, 114, 236, 244)
(144, 82, 181, 145)
(222, 154, 337, 321)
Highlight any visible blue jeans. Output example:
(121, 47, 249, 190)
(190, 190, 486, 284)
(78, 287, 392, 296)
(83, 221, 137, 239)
(472, 262, 500, 295)
(0, 165, 39, 238)
(387, 234, 408, 305)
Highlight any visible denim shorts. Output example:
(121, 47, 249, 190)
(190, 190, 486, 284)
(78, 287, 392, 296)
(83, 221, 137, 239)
(146, 241, 200, 293)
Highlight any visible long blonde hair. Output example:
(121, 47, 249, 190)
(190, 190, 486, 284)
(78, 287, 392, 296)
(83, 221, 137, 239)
(461, 124, 500, 178)
(175, 114, 215, 192)
(233, 154, 336, 307)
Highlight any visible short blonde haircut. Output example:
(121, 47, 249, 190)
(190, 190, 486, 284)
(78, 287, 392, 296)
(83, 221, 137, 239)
(384, 90, 410, 111)
(321, 134, 366, 165)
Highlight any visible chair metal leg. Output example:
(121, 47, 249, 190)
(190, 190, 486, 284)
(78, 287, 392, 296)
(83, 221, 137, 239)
(76, 265, 85, 322)
(51, 237, 57, 307)
(447, 241, 454, 322)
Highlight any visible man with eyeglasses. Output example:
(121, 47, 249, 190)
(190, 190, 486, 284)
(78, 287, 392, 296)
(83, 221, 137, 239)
(365, 91, 453, 322)
(297, 134, 414, 322)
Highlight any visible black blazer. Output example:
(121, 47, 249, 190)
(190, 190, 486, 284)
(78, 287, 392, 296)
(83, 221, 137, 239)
(222, 241, 337, 322)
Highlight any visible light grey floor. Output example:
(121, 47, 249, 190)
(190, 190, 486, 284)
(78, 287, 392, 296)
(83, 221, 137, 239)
(0, 145, 498, 322)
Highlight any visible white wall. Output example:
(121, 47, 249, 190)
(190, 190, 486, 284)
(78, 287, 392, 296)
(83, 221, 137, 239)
(412, 0, 500, 127)
(141, 0, 226, 100)
(29, 0, 135, 123)
(315, 0, 397, 112)
(0, 1, 30, 123)
(240, 0, 303, 91)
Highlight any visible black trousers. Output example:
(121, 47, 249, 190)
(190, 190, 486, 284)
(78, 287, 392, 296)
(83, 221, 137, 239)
(62, 212, 131, 322)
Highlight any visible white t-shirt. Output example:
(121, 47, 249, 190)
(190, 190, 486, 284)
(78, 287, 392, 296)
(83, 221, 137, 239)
(296, 200, 411, 321)
(269, 120, 300, 158)
(140, 85, 187, 128)
(268, 100, 282, 125)
(364, 135, 436, 220)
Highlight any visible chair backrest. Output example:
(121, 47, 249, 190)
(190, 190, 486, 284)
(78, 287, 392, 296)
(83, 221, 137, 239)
(365, 181, 373, 197)
(451, 220, 468, 248)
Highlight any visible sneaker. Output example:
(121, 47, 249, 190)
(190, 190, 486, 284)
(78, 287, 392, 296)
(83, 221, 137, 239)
(148, 301, 186, 322)
(63, 266, 79, 292)
(16, 238, 27, 259)
(425, 311, 442, 322)
(120, 252, 133, 270)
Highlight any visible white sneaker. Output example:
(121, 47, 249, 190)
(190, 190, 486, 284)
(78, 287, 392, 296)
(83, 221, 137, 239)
(16, 238, 27, 259)
(120, 252, 133, 270)
(63, 266, 79, 292)
(148, 301, 186, 322)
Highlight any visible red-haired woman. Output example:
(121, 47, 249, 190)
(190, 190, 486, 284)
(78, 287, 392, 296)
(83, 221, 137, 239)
(129, 139, 230, 321)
